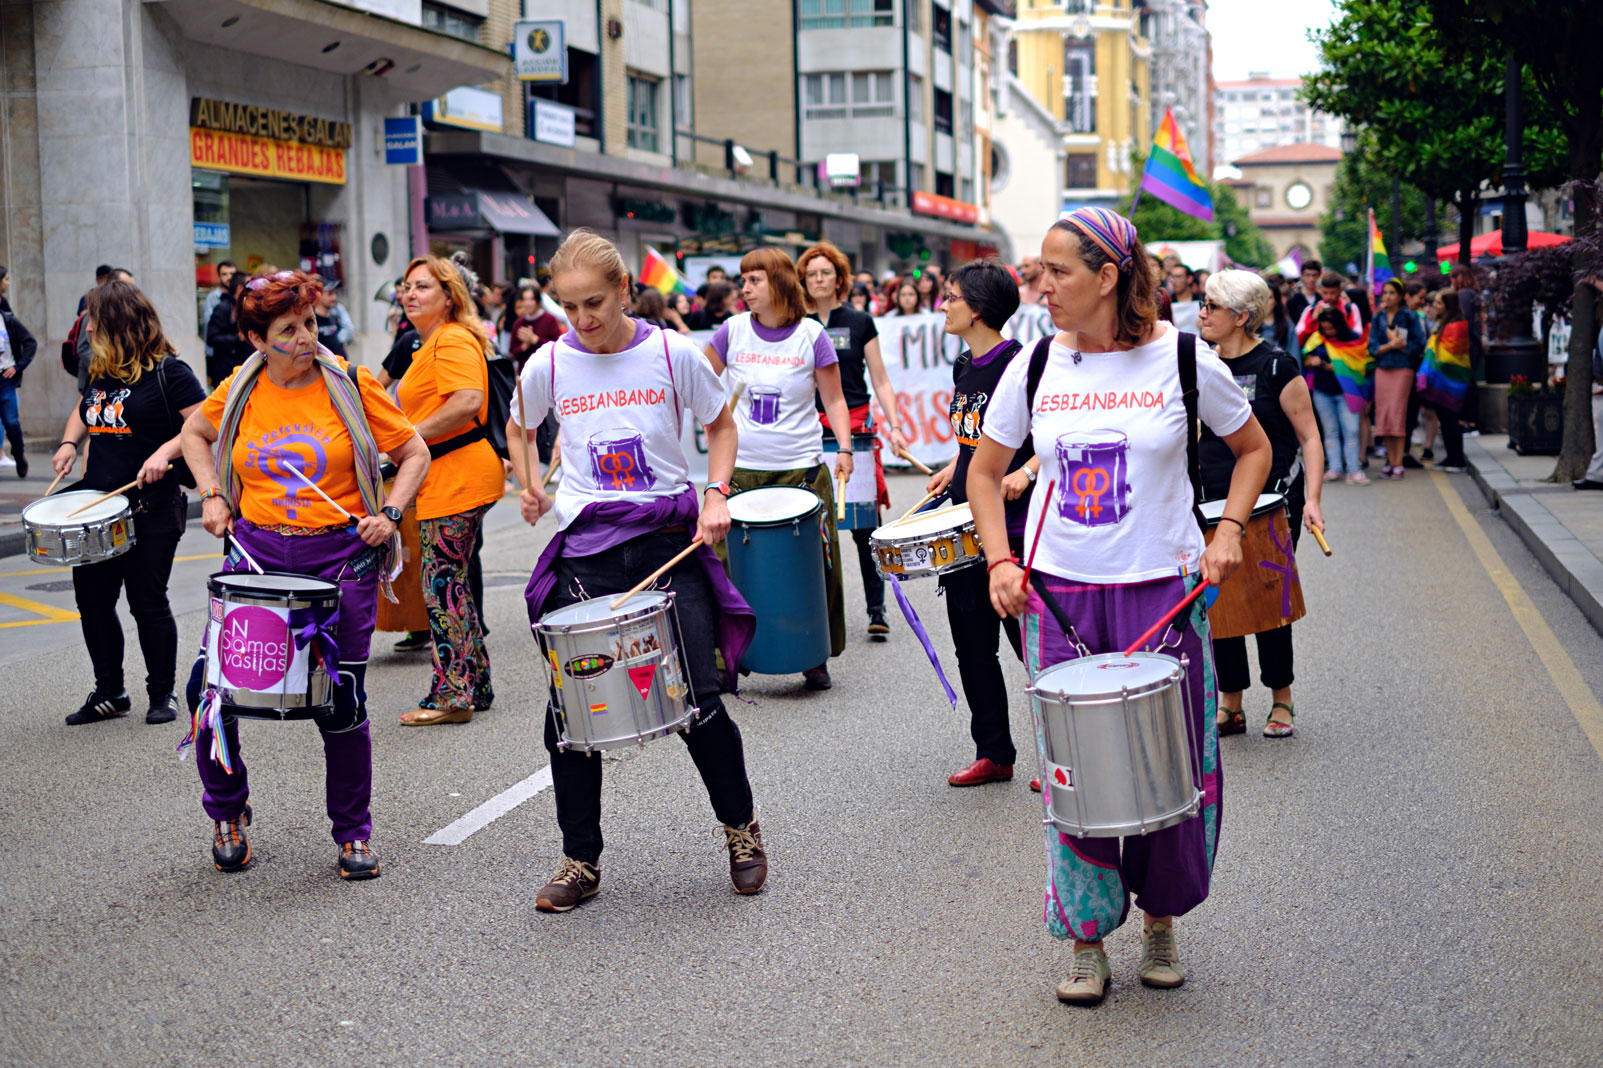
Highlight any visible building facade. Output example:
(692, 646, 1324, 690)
(1213, 73, 1344, 173)
(1142, 0, 1211, 175)
(1230, 142, 1342, 259)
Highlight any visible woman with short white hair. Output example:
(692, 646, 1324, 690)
(1197, 270, 1327, 739)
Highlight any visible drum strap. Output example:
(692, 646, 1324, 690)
(1028, 572, 1091, 659)
(1177, 330, 1207, 534)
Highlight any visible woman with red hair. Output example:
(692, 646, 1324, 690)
(180, 270, 430, 881)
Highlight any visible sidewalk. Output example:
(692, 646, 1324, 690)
(1465, 433, 1603, 636)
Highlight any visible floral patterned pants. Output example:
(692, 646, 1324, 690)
(420, 505, 493, 711)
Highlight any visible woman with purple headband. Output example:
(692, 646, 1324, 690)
(968, 207, 1272, 1006)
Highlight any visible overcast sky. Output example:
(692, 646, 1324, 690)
(1209, 0, 1338, 82)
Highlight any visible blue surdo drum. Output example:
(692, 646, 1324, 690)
(724, 485, 830, 675)
(822, 430, 881, 531)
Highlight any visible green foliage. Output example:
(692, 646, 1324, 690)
(1119, 154, 1277, 267)
(1318, 151, 1431, 271)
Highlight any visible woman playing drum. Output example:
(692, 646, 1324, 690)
(52, 281, 206, 726)
(1196, 270, 1327, 739)
(969, 208, 1271, 1005)
(703, 249, 855, 690)
(180, 270, 430, 880)
(922, 260, 1038, 787)
(512, 231, 766, 912)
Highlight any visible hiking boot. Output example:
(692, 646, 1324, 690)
(212, 804, 253, 873)
(146, 692, 179, 725)
(338, 840, 382, 880)
(721, 820, 768, 895)
(866, 611, 890, 640)
(1056, 945, 1111, 1006)
(1139, 919, 1186, 988)
(536, 858, 600, 912)
(65, 689, 131, 726)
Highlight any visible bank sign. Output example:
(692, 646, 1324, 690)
(514, 19, 566, 83)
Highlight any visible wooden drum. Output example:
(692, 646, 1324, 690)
(375, 486, 427, 633)
(1200, 492, 1305, 640)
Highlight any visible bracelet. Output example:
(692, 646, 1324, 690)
(986, 554, 1020, 573)
(1217, 515, 1246, 533)
(200, 487, 228, 505)
(58, 440, 78, 451)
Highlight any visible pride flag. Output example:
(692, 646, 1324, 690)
(1367, 209, 1393, 294)
(640, 246, 692, 297)
(1304, 329, 1374, 413)
(1138, 109, 1213, 221)
(1416, 321, 1471, 411)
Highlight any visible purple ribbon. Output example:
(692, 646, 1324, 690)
(888, 576, 958, 709)
(1259, 518, 1300, 616)
(291, 608, 340, 673)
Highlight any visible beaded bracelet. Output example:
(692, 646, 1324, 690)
(986, 554, 1020, 573)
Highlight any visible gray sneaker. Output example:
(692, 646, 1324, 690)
(1056, 945, 1111, 1005)
(1139, 920, 1186, 988)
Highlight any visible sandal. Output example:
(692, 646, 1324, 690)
(399, 705, 474, 726)
(1217, 709, 1247, 735)
(1263, 701, 1295, 738)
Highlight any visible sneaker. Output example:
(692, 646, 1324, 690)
(1322, 470, 1341, 482)
(721, 820, 768, 895)
(1422, 447, 1435, 461)
(948, 757, 1014, 787)
(536, 858, 600, 912)
(1463, 428, 1480, 438)
(15, 454, 27, 479)
(146, 692, 179, 725)
(1437, 464, 1467, 474)
(65, 689, 131, 725)
(1139, 920, 1186, 988)
(1056, 945, 1112, 1005)
(802, 664, 832, 691)
(1402, 454, 1424, 469)
(393, 631, 430, 652)
(212, 804, 253, 872)
(1345, 472, 1371, 485)
(1385, 466, 1405, 480)
(338, 840, 382, 880)
(866, 611, 890, 640)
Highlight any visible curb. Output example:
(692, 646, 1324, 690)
(0, 496, 204, 562)
(1464, 438, 1603, 637)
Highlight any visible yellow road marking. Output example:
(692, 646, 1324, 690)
(1432, 470, 1603, 761)
(0, 591, 79, 623)
(0, 552, 222, 579)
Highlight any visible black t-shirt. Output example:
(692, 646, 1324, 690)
(382, 328, 421, 382)
(948, 339, 1034, 530)
(811, 304, 878, 412)
(685, 307, 735, 331)
(79, 356, 206, 498)
(316, 312, 346, 356)
(1198, 341, 1302, 499)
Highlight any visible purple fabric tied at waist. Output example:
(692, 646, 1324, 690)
(524, 486, 755, 692)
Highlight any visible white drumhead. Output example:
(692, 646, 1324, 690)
(213, 572, 340, 595)
(1034, 652, 1179, 699)
(23, 491, 128, 524)
(1198, 492, 1284, 522)
(726, 486, 821, 524)
(541, 590, 671, 627)
(875, 503, 973, 538)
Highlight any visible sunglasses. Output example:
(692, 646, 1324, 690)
(246, 270, 298, 291)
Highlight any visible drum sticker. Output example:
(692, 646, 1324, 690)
(111, 521, 127, 546)
(547, 649, 563, 688)
(1055, 431, 1131, 527)
(1046, 762, 1074, 789)
(245, 431, 330, 523)
(589, 702, 608, 715)
(627, 663, 658, 701)
(564, 653, 615, 680)
(214, 604, 306, 693)
(748, 386, 781, 426)
(588, 429, 656, 492)
(210, 597, 225, 623)
(611, 623, 662, 662)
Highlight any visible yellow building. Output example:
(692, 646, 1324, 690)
(1009, 0, 1152, 210)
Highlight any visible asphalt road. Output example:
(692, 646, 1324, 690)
(2, 469, 1602, 1067)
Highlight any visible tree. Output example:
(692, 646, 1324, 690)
(1319, 148, 1431, 272)
(1120, 156, 1277, 268)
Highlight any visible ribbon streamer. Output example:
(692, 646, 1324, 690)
(888, 576, 958, 709)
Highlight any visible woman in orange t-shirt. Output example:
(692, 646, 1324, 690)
(180, 270, 430, 882)
(394, 255, 506, 725)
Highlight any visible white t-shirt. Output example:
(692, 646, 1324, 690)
(982, 325, 1252, 584)
(514, 323, 725, 531)
(718, 312, 833, 471)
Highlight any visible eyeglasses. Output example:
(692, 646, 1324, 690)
(1199, 300, 1232, 316)
(803, 269, 836, 280)
(943, 292, 965, 305)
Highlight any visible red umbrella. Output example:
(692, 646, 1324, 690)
(1436, 229, 1570, 261)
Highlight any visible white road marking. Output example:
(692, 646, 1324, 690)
(422, 766, 555, 845)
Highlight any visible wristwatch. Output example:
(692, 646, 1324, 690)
(381, 505, 403, 523)
(1025, 466, 1038, 483)
(705, 481, 732, 498)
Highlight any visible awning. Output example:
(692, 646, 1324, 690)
(426, 190, 560, 236)
(1436, 229, 1571, 261)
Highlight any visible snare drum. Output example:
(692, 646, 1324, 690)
(725, 486, 830, 674)
(1028, 652, 1201, 838)
(1199, 492, 1305, 640)
(869, 502, 984, 580)
(22, 491, 135, 566)
(535, 590, 698, 752)
(204, 571, 338, 719)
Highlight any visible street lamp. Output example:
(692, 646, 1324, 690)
(1483, 52, 1543, 385)
(1340, 126, 1357, 156)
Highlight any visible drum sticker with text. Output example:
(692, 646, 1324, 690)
(588, 429, 656, 492)
(627, 663, 658, 701)
(1045, 761, 1073, 789)
(1055, 431, 1131, 527)
(245, 428, 331, 522)
(564, 653, 614, 680)
(212, 604, 307, 692)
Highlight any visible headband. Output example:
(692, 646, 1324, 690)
(1060, 207, 1138, 273)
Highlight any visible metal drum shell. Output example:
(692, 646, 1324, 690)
(204, 571, 339, 719)
(21, 491, 136, 566)
(868, 504, 985, 580)
(725, 487, 830, 675)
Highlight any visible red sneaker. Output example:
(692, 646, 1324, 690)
(947, 758, 1014, 787)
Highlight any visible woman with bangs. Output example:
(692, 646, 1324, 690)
(180, 269, 430, 881)
(52, 281, 207, 727)
(703, 247, 856, 691)
(393, 255, 508, 726)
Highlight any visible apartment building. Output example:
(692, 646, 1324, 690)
(1214, 72, 1345, 170)
(1143, 0, 1211, 174)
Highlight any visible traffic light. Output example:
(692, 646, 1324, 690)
(919, 248, 931, 261)
(1440, 261, 1451, 274)
(1403, 260, 1418, 274)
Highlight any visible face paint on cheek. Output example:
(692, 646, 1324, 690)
(270, 339, 297, 356)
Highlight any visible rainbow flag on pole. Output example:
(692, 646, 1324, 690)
(1416, 321, 1471, 411)
(640, 246, 692, 297)
(1304, 328, 1375, 413)
(1137, 108, 1213, 221)
(1367, 209, 1393, 294)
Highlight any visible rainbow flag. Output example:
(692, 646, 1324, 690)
(639, 246, 692, 297)
(1304, 329, 1374, 413)
(1416, 321, 1471, 411)
(1367, 209, 1393, 294)
(1138, 108, 1213, 221)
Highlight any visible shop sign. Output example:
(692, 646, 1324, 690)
(190, 128, 348, 185)
(515, 19, 567, 83)
(911, 190, 979, 225)
(425, 87, 503, 133)
(426, 194, 481, 228)
(193, 222, 231, 249)
(190, 97, 351, 149)
(383, 116, 423, 166)
(532, 99, 576, 148)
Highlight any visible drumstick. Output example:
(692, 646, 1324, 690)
(893, 487, 942, 524)
(836, 471, 847, 522)
(65, 465, 173, 516)
(609, 536, 705, 610)
(1122, 579, 1212, 657)
(895, 446, 935, 476)
(514, 380, 535, 494)
(231, 537, 265, 575)
(1019, 479, 1056, 592)
(45, 468, 68, 495)
(542, 454, 561, 488)
(1311, 526, 1332, 556)
(283, 462, 357, 520)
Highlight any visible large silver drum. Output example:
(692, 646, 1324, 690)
(535, 590, 698, 752)
(21, 491, 134, 566)
(1027, 651, 1201, 838)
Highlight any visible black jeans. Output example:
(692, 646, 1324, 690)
(1430, 401, 1467, 466)
(939, 536, 1024, 766)
(1213, 475, 1304, 696)
(72, 495, 185, 699)
(540, 531, 755, 865)
(851, 527, 885, 615)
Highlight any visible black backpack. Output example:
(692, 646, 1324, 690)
(426, 347, 515, 462)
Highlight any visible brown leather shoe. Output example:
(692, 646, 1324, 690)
(948, 757, 1015, 787)
(1029, 778, 1042, 793)
(535, 858, 600, 912)
(721, 820, 768, 895)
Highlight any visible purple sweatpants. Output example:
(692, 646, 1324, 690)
(195, 521, 380, 844)
(1024, 571, 1220, 942)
